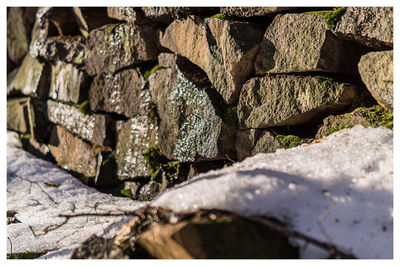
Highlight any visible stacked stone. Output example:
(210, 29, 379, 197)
(7, 7, 393, 200)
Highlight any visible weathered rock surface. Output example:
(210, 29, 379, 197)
(7, 97, 51, 142)
(7, 7, 36, 65)
(358, 50, 393, 110)
(220, 7, 298, 17)
(89, 68, 150, 117)
(335, 7, 393, 49)
(160, 16, 263, 104)
(46, 100, 115, 147)
(115, 116, 158, 180)
(254, 13, 366, 75)
(149, 56, 236, 162)
(73, 7, 119, 36)
(49, 61, 90, 104)
(48, 125, 99, 178)
(235, 129, 282, 161)
(29, 8, 86, 65)
(85, 23, 159, 76)
(10, 54, 50, 99)
(238, 75, 359, 128)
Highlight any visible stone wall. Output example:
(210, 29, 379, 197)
(7, 7, 393, 200)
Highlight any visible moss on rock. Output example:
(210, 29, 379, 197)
(309, 7, 347, 29)
(7, 251, 47, 259)
(276, 135, 305, 149)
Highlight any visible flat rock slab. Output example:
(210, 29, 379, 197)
(335, 7, 393, 48)
(7, 131, 144, 259)
(115, 116, 158, 180)
(47, 100, 115, 147)
(89, 68, 150, 118)
(358, 50, 393, 110)
(149, 56, 236, 162)
(7, 97, 51, 142)
(160, 16, 263, 104)
(10, 54, 50, 99)
(48, 125, 99, 178)
(255, 13, 365, 76)
(85, 23, 159, 76)
(49, 61, 90, 104)
(152, 125, 393, 259)
(238, 75, 359, 128)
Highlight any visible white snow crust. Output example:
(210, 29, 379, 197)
(7, 125, 393, 259)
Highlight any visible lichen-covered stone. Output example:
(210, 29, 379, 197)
(89, 68, 150, 118)
(46, 100, 115, 147)
(85, 23, 159, 76)
(254, 13, 366, 76)
(29, 7, 87, 64)
(7, 97, 51, 142)
(358, 50, 393, 110)
(49, 61, 90, 104)
(148, 56, 236, 162)
(115, 116, 158, 180)
(141, 7, 219, 24)
(316, 105, 393, 138)
(160, 17, 263, 104)
(220, 7, 298, 17)
(7, 7, 34, 65)
(10, 54, 50, 99)
(335, 7, 393, 49)
(238, 75, 359, 128)
(48, 125, 99, 177)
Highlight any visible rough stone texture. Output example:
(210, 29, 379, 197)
(220, 7, 298, 17)
(49, 61, 90, 104)
(358, 50, 393, 110)
(255, 13, 366, 76)
(7, 67, 20, 96)
(148, 56, 236, 162)
(235, 129, 282, 161)
(7, 7, 36, 65)
(115, 116, 158, 180)
(158, 53, 177, 68)
(10, 54, 50, 99)
(252, 131, 282, 156)
(85, 23, 159, 76)
(89, 68, 150, 118)
(7, 97, 51, 142)
(238, 75, 359, 128)
(48, 125, 99, 178)
(335, 7, 393, 49)
(46, 100, 115, 147)
(141, 7, 219, 24)
(160, 17, 263, 104)
(29, 8, 86, 65)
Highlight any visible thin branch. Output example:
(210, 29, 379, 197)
(246, 216, 357, 259)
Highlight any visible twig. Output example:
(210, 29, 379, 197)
(246, 216, 357, 259)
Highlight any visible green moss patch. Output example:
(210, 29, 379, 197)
(143, 65, 162, 80)
(309, 7, 347, 29)
(78, 100, 91, 115)
(143, 146, 183, 184)
(276, 135, 305, 149)
(210, 13, 229, 20)
(7, 251, 47, 259)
